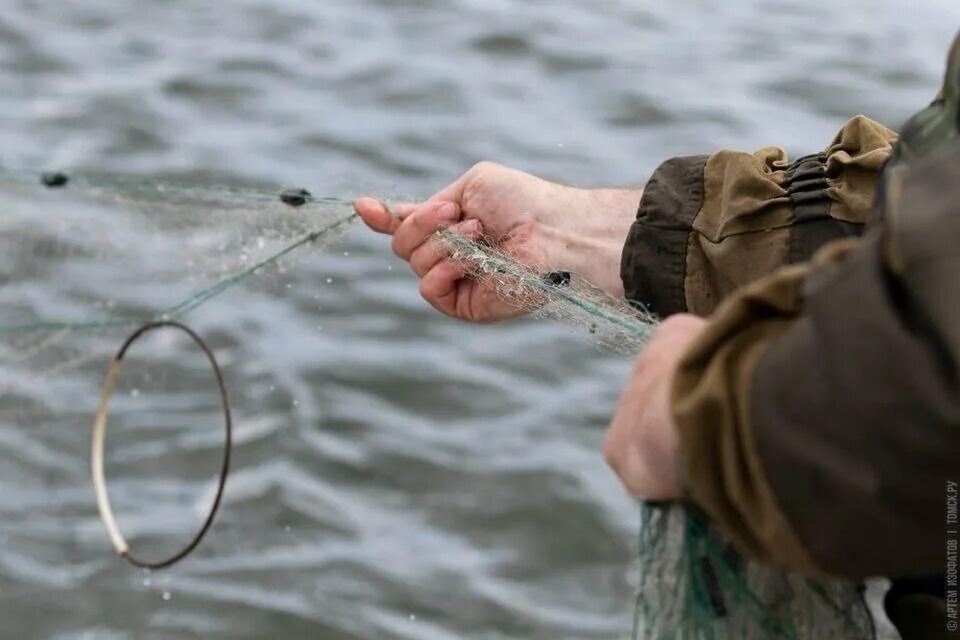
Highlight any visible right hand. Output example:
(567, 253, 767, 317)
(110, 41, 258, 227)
(355, 162, 640, 323)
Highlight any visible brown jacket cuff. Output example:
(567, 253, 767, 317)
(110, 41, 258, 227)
(620, 117, 896, 318)
(620, 154, 708, 317)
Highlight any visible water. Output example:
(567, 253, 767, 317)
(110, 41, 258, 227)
(0, 2, 958, 638)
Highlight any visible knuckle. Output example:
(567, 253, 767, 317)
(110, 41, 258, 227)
(470, 160, 498, 174)
(408, 251, 430, 278)
(602, 430, 622, 470)
(409, 257, 424, 278)
(656, 314, 685, 335)
(604, 443, 646, 498)
(417, 277, 436, 301)
(623, 477, 647, 499)
(390, 233, 405, 258)
(602, 441, 618, 470)
(451, 218, 482, 240)
(659, 313, 702, 335)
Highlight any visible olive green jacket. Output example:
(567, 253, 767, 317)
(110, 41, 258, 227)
(621, 35, 960, 582)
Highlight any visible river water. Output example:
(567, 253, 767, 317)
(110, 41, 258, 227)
(0, 2, 957, 639)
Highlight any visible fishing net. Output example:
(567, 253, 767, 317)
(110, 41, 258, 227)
(0, 169, 359, 573)
(0, 169, 876, 639)
(441, 226, 877, 640)
(0, 170, 354, 417)
(633, 504, 876, 639)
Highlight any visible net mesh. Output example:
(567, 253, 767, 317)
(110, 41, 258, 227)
(440, 229, 658, 354)
(0, 169, 875, 639)
(633, 504, 874, 639)
(437, 227, 876, 640)
(0, 170, 356, 403)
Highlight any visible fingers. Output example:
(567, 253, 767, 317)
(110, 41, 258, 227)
(354, 161, 469, 236)
(409, 219, 482, 277)
(601, 313, 707, 500)
(391, 200, 461, 260)
(637, 314, 708, 368)
(419, 260, 466, 318)
(654, 313, 707, 337)
(354, 197, 398, 234)
(353, 198, 417, 234)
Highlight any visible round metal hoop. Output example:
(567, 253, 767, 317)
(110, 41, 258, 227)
(91, 320, 232, 569)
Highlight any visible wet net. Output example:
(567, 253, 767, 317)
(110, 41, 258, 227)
(0, 169, 875, 639)
(441, 219, 876, 640)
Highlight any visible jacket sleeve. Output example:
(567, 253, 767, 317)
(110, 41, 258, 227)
(670, 136, 960, 579)
(620, 115, 897, 317)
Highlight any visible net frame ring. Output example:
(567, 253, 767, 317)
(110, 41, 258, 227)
(90, 320, 232, 570)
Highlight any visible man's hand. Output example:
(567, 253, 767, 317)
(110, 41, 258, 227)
(603, 314, 707, 500)
(355, 162, 639, 323)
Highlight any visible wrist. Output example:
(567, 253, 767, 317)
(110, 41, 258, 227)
(542, 187, 641, 297)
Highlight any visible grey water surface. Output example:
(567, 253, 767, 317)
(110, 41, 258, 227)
(0, 2, 958, 639)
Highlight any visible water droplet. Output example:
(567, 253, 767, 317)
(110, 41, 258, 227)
(285, 283, 292, 289)
(257, 237, 266, 249)
(283, 526, 291, 532)
(316, 325, 323, 332)
(325, 277, 333, 284)
(143, 576, 152, 587)
(162, 591, 171, 601)
(268, 385, 276, 392)
(387, 265, 393, 272)
(343, 251, 350, 257)
(130, 389, 139, 398)
(409, 614, 417, 622)
(292, 399, 299, 407)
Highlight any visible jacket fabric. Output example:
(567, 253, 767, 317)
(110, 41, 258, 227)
(620, 31, 960, 640)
